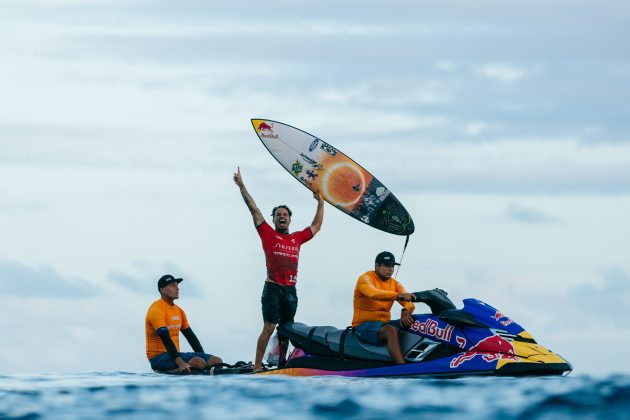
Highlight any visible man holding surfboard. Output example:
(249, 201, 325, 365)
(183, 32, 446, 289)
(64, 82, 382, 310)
(234, 167, 324, 372)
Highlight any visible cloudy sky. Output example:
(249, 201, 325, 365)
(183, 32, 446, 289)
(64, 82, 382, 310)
(1, 0, 629, 375)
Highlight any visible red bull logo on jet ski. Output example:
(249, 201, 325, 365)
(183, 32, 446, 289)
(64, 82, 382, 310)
(456, 335, 467, 349)
(493, 311, 514, 327)
(410, 319, 454, 341)
(449, 334, 519, 368)
(449, 351, 519, 368)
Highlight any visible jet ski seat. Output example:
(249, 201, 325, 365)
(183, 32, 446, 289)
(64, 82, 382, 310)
(327, 328, 423, 362)
(279, 323, 338, 356)
(280, 322, 424, 362)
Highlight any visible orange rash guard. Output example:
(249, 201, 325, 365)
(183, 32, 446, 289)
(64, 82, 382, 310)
(145, 298, 190, 359)
(352, 270, 415, 327)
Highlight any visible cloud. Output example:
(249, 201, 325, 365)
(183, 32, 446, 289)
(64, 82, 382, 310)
(0, 261, 97, 297)
(462, 122, 495, 137)
(106, 262, 203, 296)
(367, 137, 630, 195)
(106, 270, 147, 293)
(476, 63, 533, 84)
(567, 267, 630, 327)
(600, 267, 630, 290)
(504, 204, 563, 224)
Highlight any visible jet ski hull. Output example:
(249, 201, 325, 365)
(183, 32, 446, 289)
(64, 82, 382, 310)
(255, 290, 572, 378)
(255, 354, 571, 378)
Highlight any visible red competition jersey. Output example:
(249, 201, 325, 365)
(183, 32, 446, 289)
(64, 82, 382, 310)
(256, 221, 313, 286)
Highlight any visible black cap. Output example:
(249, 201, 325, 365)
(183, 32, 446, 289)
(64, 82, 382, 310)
(375, 251, 400, 266)
(157, 274, 183, 290)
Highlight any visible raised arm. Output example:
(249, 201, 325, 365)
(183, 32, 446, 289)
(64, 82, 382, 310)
(309, 191, 324, 236)
(233, 166, 265, 227)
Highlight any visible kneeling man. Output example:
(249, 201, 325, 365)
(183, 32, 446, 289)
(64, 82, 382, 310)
(145, 274, 222, 373)
(352, 252, 415, 364)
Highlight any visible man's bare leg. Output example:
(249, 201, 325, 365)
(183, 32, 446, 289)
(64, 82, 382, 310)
(187, 357, 206, 369)
(378, 324, 405, 364)
(254, 322, 277, 371)
(206, 355, 223, 367)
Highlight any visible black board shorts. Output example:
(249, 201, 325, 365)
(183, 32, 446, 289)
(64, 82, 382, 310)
(261, 281, 298, 325)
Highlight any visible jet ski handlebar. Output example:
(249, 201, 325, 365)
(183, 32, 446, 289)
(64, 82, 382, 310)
(408, 288, 457, 315)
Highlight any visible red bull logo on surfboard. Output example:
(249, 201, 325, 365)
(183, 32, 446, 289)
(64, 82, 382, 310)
(258, 122, 273, 131)
(257, 122, 278, 139)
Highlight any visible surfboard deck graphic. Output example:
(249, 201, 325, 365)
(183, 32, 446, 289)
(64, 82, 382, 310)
(251, 119, 414, 236)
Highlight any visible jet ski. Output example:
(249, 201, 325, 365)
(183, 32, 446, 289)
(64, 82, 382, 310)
(254, 289, 572, 378)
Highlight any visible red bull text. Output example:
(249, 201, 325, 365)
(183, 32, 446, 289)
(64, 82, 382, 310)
(410, 319, 454, 341)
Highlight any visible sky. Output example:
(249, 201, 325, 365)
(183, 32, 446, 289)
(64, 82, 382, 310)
(1, 0, 629, 376)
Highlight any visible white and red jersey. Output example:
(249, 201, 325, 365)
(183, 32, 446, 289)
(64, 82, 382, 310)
(256, 222, 313, 286)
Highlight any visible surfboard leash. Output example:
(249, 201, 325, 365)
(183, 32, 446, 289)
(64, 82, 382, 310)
(394, 234, 410, 279)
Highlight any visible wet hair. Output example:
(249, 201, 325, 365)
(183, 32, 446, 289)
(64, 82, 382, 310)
(271, 205, 293, 218)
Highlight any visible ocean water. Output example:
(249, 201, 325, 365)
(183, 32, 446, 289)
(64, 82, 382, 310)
(0, 372, 628, 419)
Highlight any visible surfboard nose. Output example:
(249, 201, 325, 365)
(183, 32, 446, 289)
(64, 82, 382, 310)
(250, 118, 415, 237)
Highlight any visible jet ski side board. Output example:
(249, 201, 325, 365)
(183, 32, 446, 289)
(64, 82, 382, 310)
(257, 354, 571, 378)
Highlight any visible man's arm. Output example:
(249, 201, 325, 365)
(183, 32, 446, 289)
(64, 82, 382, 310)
(309, 191, 324, 236)
(400, 307, 414, 328)
(233, 166, 265, 227)
(181, 327, 204, 353)
(393, 283, 415, 328)
(356, 277, 398, 301)
(395, 282, 416, 313)
(157, 327, 190, 373)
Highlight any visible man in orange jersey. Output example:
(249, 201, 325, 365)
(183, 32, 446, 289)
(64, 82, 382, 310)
(145, 274, 222, 373)
(352, 252, 415, 364)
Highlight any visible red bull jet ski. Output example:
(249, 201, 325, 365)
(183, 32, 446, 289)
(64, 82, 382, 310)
(253, 289, 572, 378)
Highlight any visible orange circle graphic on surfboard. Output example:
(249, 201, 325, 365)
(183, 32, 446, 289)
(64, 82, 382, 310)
(321, 162, 366, 207)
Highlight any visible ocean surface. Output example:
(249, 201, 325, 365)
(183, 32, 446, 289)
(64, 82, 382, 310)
(1, 372, 628, 419)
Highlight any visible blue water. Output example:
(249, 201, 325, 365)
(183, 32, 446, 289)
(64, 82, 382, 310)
(1, 373, 628, 419)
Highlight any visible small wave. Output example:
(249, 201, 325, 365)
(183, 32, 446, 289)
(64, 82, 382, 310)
(515, 376, 630, 419)
(0, 373, 628, 419)
(312, 398, 362, 416)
